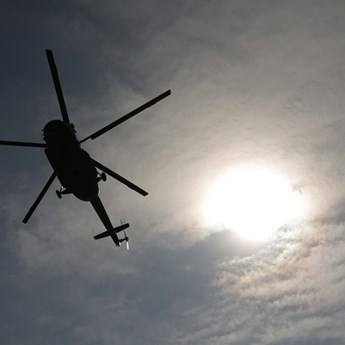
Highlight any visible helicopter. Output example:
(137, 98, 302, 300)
(0, 49, 171, 249)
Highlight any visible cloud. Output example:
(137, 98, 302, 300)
(174, 220, 345, 344)
(3, 1, 345, 344)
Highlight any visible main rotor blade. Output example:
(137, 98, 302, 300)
(81, 90, 171, 143)
(92, 159, 148, 196)
(0, 140, 46, 148)
(46, 49, 70, 124)
(22, 172, 56, 224)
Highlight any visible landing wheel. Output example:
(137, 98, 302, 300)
(101, 172, 107, 181)
(56, 190, 62, 199)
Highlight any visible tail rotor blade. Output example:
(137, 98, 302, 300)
(46, 49, 70, 124)
(23, 172, 56, 224)
(124, 230, 129, 250)
(81, 90, 171, 143)
(92, 158, 148, 196)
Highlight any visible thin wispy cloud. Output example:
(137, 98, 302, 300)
(2, 1, 345, 344)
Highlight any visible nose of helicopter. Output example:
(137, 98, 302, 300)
(43, 120, 78, 146)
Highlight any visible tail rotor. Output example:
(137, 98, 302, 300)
(121, 219, 129, 250)
(123, 230, 129, 250)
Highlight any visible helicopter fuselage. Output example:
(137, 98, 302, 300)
(43, 119, 99, 201)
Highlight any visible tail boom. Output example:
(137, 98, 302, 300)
(90, 196, 129, 247)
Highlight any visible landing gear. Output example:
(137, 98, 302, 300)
(56, 187, 71, 199)
(97, 172, 107, 182)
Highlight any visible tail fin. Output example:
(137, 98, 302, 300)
(94, 223, 130, 240)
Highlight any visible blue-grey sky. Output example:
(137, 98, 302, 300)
(2, 1, 345, 344)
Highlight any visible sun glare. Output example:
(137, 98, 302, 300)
(202, 166, 305, 241)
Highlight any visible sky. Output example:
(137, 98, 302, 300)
(1, 1, 345, 344)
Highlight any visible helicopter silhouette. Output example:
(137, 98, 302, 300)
(0, 49, 171, 248)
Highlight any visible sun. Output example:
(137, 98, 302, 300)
(202, 165, 305, 241)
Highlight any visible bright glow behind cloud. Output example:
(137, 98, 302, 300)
(202, 165, 305, 241)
